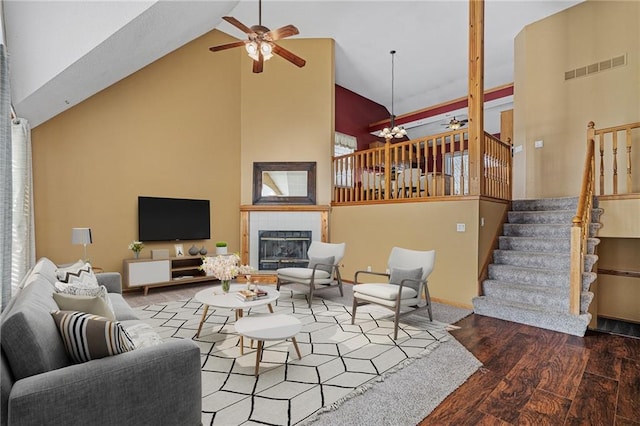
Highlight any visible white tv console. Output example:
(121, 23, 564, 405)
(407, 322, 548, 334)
(123, 256, 215, 295)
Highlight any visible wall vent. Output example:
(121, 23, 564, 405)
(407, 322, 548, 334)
(612, 54, 626, 67)
(565, 53, 627, 81)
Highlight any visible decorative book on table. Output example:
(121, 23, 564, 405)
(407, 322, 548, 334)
(235, 288, 269, 302)
(236, 290, 256, 301)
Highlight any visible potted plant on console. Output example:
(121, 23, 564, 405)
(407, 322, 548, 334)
(128, 240, 144, 259)
(215, 241, 228, 255)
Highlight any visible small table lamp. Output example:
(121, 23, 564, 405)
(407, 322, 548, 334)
(71, 227, 92, 262)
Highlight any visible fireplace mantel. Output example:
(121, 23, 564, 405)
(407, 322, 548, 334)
(240, 205, 331, 266)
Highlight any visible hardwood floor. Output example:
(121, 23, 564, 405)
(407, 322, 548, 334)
(420, 314, 640, 426)
(124, 285, 639, 425)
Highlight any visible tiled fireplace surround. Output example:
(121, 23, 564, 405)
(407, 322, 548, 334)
(240, 205, 331, 271)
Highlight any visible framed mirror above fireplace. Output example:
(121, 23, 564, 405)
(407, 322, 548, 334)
(253, 161, 316, 205)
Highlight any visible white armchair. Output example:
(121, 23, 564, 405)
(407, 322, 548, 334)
(276, 241, 346, 307)
(351, 247, 435, 340)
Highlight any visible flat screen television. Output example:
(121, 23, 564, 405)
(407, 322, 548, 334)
(138, 196, 210, 242)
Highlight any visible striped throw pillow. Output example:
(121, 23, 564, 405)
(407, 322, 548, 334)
(51, 311, 135, 363)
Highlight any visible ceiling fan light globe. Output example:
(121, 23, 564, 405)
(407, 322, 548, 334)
(260, 43, 273, 61)
(246, 41, 260, 61)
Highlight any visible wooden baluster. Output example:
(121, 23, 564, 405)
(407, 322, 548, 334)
(415, 141, 422, 197)
(489, 136, 492, 197)
(340, 156, 346, 202)
(599, 133, 605, 195)
(627, 128, 632, 193)
(503, 140, 509, 198)
(492, 137, 496, 197)
(452, 132, 464, 195)
(612, 131, 618, 195)
(334, 157, 341, 203)
(483, 135, 488, 196)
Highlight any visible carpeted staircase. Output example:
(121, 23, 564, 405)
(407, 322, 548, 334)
(473, 197, 602, 336)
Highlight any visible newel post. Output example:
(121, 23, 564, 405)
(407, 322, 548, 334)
(569, 216, 582, 315)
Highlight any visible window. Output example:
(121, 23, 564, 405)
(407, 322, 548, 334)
(445, 150, 469, 195)
(334, 132, 356, 187)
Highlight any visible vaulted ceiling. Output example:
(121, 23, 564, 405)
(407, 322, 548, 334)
(3, 0, 582, 134)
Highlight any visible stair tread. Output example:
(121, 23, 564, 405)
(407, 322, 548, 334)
(494, 249, 598, 259)
(490, 264, 569, 274)
(483, 280, 568, 294)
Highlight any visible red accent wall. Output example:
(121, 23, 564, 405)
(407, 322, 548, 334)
(335, 85, 389, 150)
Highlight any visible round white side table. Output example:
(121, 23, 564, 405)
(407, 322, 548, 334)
(234, 313, 302, 376)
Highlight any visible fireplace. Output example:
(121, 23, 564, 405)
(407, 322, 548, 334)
(258, 230, 312, 270)
(240, 205, 330, 271)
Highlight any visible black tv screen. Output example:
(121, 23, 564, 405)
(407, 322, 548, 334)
(138, 196, 210, 242)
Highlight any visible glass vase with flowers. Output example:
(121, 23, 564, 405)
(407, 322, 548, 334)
(200, 253, 252, 293)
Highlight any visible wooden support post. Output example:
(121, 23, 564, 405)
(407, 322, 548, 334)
(384, 140, 391, 199)
(468, 0, 485, 196)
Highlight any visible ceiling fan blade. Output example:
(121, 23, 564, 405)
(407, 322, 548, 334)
(272, 44, 306, 68)
(461, 120, 469, 124)
(208, 40, 246, 52)
(253, 54, 264, 73)
(222, 16, 254, 35)
(266, 24, 299, 41)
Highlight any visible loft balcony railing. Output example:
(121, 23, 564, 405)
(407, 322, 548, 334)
(332, 129, 512, 205)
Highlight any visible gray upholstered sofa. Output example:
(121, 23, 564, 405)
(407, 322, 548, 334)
(0, 258, 202, 426)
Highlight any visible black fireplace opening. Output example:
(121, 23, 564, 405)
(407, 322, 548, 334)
(258, 230, 312, 270)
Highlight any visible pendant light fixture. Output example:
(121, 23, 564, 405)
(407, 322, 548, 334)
(380, 50, 407, 141)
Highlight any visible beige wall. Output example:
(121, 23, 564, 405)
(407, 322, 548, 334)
(598, 199, 640, 238)
(331, 200, 480, 307)
(596, 237, 640, 322)
(513, 0, 640, 199)
(31, 31, 334, 274)
(240, 39, 335, 205)
(478, 199, 509, 276)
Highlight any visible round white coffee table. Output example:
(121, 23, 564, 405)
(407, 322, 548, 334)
(194, 284, 280, 354)
(234, 313, 302, 376)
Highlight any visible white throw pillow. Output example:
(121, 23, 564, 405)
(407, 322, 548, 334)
(54, 284, 115, 318)
(53, 292, 116, 320)
(56, 261, 98, 288)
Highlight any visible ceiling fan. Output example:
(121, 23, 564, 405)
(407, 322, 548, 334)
(444, 116, 469, 130)
(208, 0, 306, 73)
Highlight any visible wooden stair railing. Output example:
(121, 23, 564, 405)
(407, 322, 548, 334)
(594, 120, 640, 196)
(570, 122, 597, 315)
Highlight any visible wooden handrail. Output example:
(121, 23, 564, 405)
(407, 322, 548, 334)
(570, 122, 596, 315)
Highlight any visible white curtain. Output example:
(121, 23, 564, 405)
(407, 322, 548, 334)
(11, 118, 35, 294)
(0, 43, 12, 310)
(335, 132, 357, 151)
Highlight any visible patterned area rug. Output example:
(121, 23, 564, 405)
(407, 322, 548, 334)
(135, 290, 452, 425)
